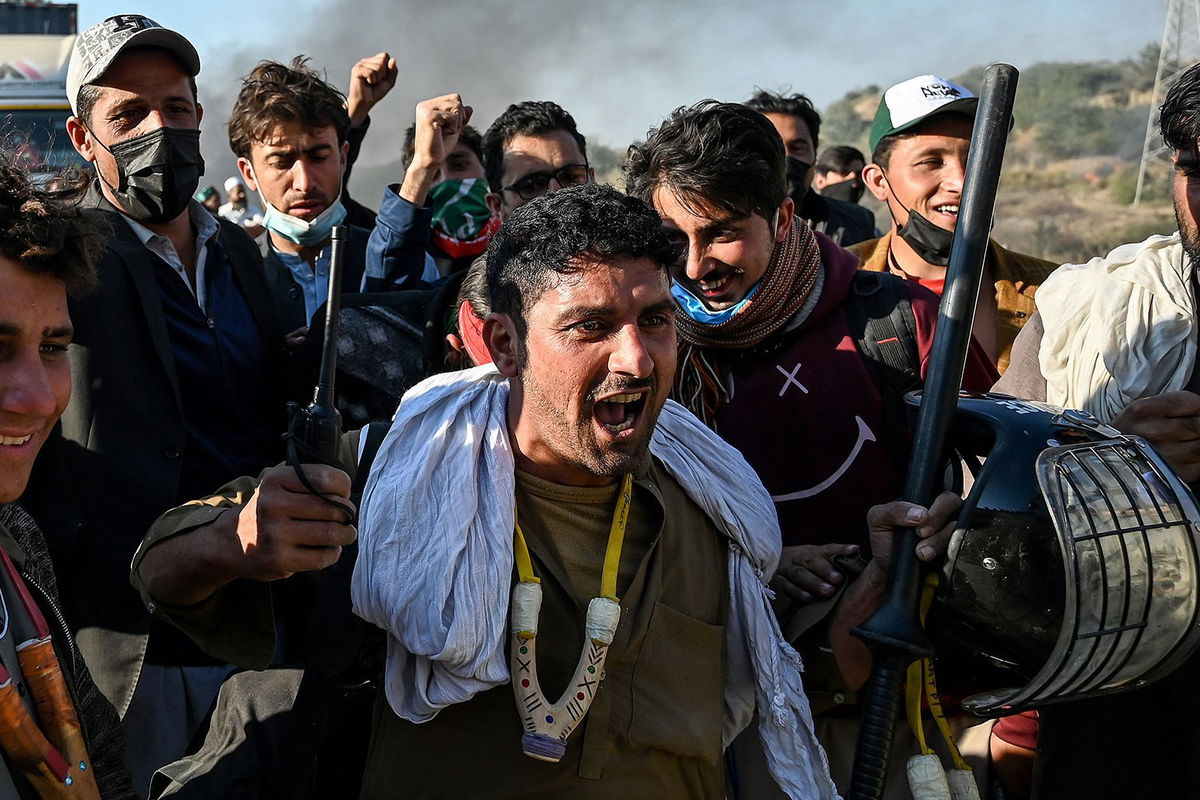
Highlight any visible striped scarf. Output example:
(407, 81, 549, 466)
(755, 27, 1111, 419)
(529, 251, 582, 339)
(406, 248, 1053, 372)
(674, 220, 822, 427)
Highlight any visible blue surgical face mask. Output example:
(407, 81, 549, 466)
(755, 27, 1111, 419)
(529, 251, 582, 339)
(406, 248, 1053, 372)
(251, 168, 347, 246)
(671, 280, 761, 324)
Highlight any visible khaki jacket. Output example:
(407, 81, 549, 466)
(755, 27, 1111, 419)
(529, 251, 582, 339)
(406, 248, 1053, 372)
(848, 231, 1056, 374)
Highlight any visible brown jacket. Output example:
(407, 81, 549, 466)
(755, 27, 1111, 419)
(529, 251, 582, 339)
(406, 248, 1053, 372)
(848, 231, 1056, 374)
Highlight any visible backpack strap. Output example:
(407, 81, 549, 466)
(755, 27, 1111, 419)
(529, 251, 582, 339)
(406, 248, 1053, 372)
(845, 270, 923, 473)
(351, 419, 391, 501)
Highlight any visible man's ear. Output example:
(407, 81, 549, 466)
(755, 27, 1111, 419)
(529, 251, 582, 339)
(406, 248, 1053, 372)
(485, 191, 504, 220)
(65, 116, 95, 164)
(775, 197, 795, 243)
(862, 162, 890, 203)
(340, 140, 351, 177)
(237, 156, 259, 192)
(444, 333, 465, 369)
(485, 313, 520, 377)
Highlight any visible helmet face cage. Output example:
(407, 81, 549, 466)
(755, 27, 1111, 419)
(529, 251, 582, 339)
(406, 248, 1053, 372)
(962, 436, 1200, 715)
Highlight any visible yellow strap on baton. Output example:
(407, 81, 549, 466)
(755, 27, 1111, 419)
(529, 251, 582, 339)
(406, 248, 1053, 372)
(906, 658, 932, 755)
(905, 572, 972, 771)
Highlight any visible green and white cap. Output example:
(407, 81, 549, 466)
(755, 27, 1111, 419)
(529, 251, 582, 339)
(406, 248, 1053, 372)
(868, 74, 977, 154)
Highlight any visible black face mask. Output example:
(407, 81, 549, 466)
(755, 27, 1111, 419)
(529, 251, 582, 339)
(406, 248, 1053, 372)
(92, 127, 204, 225)
(896, 208, 955, 266)
(785, 156, 814, 207)
(821, 177, 864, 204)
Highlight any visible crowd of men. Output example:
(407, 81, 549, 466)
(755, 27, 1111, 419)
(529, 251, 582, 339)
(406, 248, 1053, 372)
(4, 10, 1200, 800)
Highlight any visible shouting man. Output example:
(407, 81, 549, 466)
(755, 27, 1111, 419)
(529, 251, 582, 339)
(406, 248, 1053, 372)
(131, 182, 957, 798)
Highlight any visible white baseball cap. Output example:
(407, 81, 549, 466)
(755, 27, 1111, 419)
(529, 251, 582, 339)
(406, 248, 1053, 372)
(67, 14, 200, 116)
(868, 74, 978, 153)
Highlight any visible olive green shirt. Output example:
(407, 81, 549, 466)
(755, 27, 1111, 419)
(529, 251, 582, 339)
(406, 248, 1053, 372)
(132, 441, 732, 799)
(358, 460, 728, 799)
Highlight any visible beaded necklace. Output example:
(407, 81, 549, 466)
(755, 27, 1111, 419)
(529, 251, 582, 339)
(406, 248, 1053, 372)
(509, 473, 632, 763)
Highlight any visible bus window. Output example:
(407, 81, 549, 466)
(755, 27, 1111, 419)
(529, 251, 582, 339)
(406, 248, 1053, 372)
(2, 109, 86, 174)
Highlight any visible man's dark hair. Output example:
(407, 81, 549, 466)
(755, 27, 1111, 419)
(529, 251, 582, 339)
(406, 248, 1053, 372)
(744, 89, 821, 152)
(227, 57, 350, 159)
(457, 254, 491, 319)
(624, 100, 787, 223)
(76, 46, 199, 127)
(872, 131, 917, 169)
(402, 124, 483, 171)
(0, 157, 100, 295)
(1162, 62, 1200, 152)
(816, 145, 866, 176)
(481, 101, 588, 192)
(486, 183, 675, 337)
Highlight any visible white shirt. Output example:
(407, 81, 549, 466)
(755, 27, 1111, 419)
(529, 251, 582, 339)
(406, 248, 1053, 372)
(123, 201, 220, 313)
(218, 201, 264, 228)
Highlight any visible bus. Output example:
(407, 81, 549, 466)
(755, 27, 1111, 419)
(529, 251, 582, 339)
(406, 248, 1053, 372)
(0, 32, 86, 178)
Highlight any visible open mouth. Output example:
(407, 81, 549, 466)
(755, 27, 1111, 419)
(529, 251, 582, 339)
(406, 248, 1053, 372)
(0, 432, 36, 460)
(693, 273, 733, 299)
(933, 203, 959, 221)
(593, 391, 648, 436)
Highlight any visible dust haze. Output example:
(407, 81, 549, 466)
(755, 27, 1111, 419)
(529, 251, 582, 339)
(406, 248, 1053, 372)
(190, 0, 1163, 211)
(193, 0, 820, 206)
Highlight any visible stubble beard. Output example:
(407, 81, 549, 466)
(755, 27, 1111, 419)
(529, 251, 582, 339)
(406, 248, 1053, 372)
(520, 367, 664, 481)
(1178, 203, 1200, 273)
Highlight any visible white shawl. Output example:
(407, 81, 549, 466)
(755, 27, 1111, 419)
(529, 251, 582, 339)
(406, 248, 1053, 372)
(351, 365, 839, 800)
(1038, 232, 1197, 422)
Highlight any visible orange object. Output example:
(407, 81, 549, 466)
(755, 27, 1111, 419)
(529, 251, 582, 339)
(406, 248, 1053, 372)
(0, 659, 98, 799)
(0, 547, 100, 799)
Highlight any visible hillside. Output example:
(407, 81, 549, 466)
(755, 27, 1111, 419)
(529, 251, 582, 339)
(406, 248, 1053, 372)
(821, 46, 1177, 265)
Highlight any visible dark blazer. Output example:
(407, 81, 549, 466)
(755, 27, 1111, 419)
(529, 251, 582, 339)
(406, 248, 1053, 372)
(22, 187, 290, 715)
(799, 192, 877, 247)
(260, 225, 372, 333)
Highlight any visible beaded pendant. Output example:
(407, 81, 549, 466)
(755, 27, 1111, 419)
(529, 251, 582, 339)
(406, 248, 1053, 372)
(510, 587, 620, 762)
(509, 473, 631, 763)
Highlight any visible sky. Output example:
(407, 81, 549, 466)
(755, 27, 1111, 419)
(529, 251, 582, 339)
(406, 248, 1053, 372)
(71, 0, 1169, 197)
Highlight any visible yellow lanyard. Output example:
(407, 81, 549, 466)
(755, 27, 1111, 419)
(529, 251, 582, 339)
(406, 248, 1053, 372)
(905, 572, 970, 771)
(513, 473, 633, 601)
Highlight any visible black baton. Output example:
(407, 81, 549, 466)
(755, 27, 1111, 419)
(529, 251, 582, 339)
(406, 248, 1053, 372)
(287, 224, 348, 466)
(847, 64, 1020, 800)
